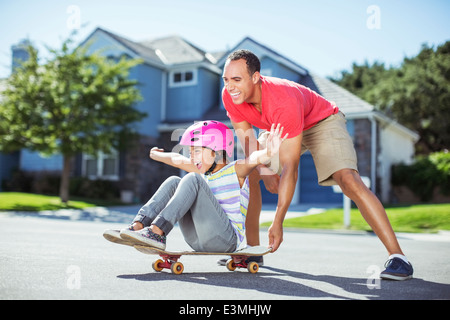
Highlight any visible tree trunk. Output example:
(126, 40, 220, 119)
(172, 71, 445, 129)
(59, 155, 71, 203)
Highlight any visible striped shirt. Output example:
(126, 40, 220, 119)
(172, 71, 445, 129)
(202, 161, 250, 247)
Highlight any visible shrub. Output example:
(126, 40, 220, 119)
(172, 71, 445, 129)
(392, 150, 450, 201)
(3, 171, 120, 200)
(70, 177, 120, 200)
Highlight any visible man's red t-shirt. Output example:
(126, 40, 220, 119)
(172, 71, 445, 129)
(222, 76, 339, 138)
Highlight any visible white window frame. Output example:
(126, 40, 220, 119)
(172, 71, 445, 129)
(169, 69, 198, 88)
(82, 150, 120, 181)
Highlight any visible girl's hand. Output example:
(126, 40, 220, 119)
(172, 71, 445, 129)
(266, 123, 289, 157)
(149, 147, 164, 159)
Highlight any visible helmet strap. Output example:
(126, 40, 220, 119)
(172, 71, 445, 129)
(204, 162, 217, 176)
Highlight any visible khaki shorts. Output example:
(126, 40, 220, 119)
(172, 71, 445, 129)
(258, 111, 358, 186)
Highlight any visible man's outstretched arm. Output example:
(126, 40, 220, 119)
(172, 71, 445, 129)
(268, 133, 302, 252)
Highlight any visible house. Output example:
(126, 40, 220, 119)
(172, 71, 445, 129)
(0, 28, 419, 205)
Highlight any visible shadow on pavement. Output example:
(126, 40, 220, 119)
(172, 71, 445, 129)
(117, 265, 450, 300)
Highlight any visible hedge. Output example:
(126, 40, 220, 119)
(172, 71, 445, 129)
(392, 151, 450, 201)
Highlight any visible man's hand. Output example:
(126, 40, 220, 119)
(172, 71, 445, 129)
(268, 222, 283, 252)
(266, 123, 288, 158)
(259, 123, 288, 193)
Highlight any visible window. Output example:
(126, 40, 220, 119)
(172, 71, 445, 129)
(184, 71, 193, 81)
(82, 150, 119, 180)
(169, 69, 197, 87)
(174, 72, 182, 83)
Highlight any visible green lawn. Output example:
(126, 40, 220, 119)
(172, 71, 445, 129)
(2, 192, 449, 234)
(262, 203, 450, 233)
(0, 192, 120, 211)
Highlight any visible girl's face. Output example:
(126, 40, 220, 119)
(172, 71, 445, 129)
(190, 147, 216, 174)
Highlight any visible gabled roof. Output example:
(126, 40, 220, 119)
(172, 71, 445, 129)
(82, 28, 164, 68)
(141, 35, 217, 65)
(303, 73, 374, 116)
(83, 27, 219, 71)
(216, 36, 308, 76)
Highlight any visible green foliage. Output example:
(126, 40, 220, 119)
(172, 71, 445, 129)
(392, 151, 450, 201)
(0, 32, 145, 202)
(331, 41, 450, 154)
(330, 61, 391, 100)
(0, 35, 145, 157)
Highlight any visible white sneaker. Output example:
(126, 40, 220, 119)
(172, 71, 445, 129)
(103, 226, 135, 246)
(120, 227, 167, 250)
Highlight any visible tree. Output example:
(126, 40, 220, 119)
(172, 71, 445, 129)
(330, 60, 391, 100)
(0, 34, 145, 203)
(331, 41, 450, 154)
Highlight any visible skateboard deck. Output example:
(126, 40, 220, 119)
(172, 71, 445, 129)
(134, 245, 272, 274)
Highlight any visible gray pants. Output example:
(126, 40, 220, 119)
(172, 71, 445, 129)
(133, 172, 237, 253)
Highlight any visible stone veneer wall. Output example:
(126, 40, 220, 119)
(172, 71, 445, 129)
(122, 133, 180, 202)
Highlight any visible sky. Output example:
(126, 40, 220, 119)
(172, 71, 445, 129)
(0, 0, 449, 79)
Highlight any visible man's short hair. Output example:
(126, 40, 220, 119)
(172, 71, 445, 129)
(226, 49, 261, 76)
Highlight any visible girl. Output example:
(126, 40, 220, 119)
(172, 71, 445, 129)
(103, 121, 287, 253)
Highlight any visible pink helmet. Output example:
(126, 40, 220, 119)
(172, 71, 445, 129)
(180, 120, 234, 158)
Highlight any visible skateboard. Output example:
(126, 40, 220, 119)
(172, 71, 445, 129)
(134, 245, 272, 275)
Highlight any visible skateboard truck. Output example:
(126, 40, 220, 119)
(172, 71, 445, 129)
(152, 254, 259, 275)
(226, 256, 259, 274)
(152, 254, 184, 275)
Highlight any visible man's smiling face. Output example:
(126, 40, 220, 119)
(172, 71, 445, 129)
(222, 58, 260, 105)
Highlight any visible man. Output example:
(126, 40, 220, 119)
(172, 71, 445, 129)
(221, 49, 413, 280)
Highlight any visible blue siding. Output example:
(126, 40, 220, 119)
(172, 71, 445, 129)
(260, 57, 301, 82)
(198, 68, 220, 115)
(20, 150, 63, 172)
(0, 152, 20, 191)
(219, 78, 225, 110)
(298, 152, 341, 204)
(132, 63, 163, 137)
(166, 68, 219, 122)
(166, 82, 201, 121)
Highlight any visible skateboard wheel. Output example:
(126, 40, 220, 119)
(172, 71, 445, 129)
(226, 259, 236, 271)
(152, 259, 164, 272)
(171, 262, 184, 275)
(247, 261, 259, 274)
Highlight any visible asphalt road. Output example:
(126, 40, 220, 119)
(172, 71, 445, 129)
(1, 211, 449, 301)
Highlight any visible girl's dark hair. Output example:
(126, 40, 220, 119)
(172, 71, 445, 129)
(226, 49, 261, 76)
